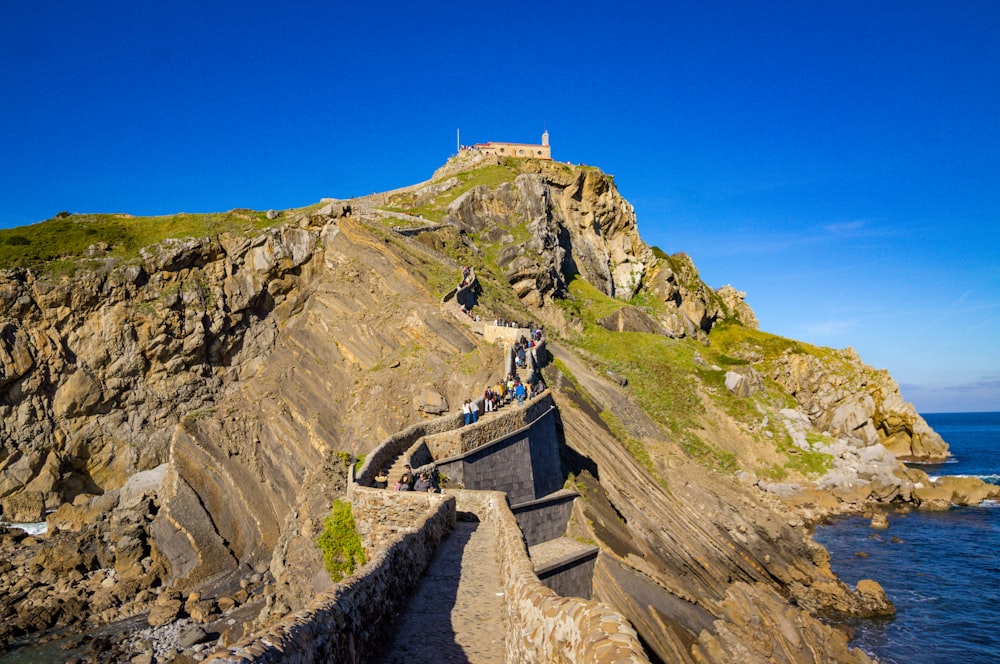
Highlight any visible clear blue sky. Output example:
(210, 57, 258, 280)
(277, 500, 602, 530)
(2, 2, 998, 413)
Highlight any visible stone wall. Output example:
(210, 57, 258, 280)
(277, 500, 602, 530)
(435, 401, 562, 505)
(349, 483, 455, 554)
(453, 490, 650, 664)
(483, 324, 531, 346)
(206, 481, 455, 664)
(536, 548, 599, 600)
(354, 409, 468, 486)
(511, 489, 577, 547)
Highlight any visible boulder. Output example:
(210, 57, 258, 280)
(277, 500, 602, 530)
(1, 491, 46, 522)
(930, 475, 1000, 507)
(911, 482, 954, 510)
(597, 306, 668, 335)
(869, 512, 889, 529)
(724, 371, 754, 398)
(52, 369, 104, 419)
(178, 624, 213, 648)
(855, 579, 894, 616)
(415, 388, 448, 415)
(147, 597, 182, 627)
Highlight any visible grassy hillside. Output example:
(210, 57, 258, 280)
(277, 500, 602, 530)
(0, 207, 317, 272)
(554, 275, 835, 480)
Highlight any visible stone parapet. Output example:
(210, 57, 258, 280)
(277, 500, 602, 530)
(453, 490, 650, 664)
(398, 392, 554, 465)
(205, 483, 455, 664)
(354, 407, 470, 486)
(483, 323, 531, 346)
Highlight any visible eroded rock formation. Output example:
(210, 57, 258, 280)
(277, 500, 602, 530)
(0, 157, 986, 662)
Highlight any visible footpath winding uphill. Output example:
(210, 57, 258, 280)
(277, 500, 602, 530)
(381, 520, 504, 663)
(208, 270, 650, 663)
(372, 308, 564, 662)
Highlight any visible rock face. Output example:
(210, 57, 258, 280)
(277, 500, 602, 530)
(445, 169, 655, 304)
(0, 216, 340, 519)
(0, 158, 970, 663)
(547, 349, 881, 664)
(645, 254, 760, 339)
(440, 164, 756, 343)
(771, 347, 948, 462)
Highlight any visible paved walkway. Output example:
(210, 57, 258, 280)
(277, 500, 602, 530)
(381, 520, 505, 663)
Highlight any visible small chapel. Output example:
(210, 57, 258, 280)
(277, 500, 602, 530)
(473, 131, 551, 160)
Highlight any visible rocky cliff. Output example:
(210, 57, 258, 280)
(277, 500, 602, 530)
(0, 154, 992, 661)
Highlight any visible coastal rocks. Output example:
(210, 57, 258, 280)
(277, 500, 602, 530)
(855, 579, 894, 616)
(0, 215, 339, 532)
(869, 512, 889, 529)
(774, 407, 904, 506)
(771, 348, 949, 463)
(906, 469, 1000, 510)
(0, 490, 45, 522)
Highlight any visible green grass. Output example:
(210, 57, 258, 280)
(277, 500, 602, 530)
(0, 207, 310, 272)
(317, 499, 366, 582)
(700, 322, 837, 476)
(551, 357, 664, 482)
(555, 277, 759, 474)
(559, 276, 704, 436)
(383, 164, 521, 222)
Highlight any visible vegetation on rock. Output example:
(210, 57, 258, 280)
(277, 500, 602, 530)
(317, 499, 366, 582)
(0, 206, 322, 272)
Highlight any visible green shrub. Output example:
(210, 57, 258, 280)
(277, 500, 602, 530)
(317, 499, 366, 582)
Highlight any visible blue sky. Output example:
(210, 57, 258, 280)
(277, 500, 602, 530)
(2, 2, 998, 412)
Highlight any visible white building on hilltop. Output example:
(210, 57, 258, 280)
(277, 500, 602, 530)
(473, 131, 551, 160)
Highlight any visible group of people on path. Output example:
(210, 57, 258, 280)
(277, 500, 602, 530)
(374, 464, 439, 493)
(483, 371, 547, 413)
(372, 266, 551, 490)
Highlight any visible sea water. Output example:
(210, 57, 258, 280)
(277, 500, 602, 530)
(814, 412, 1000, 664)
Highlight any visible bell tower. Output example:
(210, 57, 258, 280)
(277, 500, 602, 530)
(542, 130, 549, 147)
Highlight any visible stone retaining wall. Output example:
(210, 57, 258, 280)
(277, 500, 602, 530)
(354, 408, 470, 486)
(536, 547, 600, 601)
(349, 483, 455, 553)
(206, 480, 455, 664)
(511, 489, 578, 547)
(483, 324, 530, 346)
(435, 402, 562, 505)
(453, 491, 650, 664)
(459, 393, 553, 455)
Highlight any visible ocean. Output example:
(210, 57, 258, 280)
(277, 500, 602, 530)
(813, 411, 1000, 664)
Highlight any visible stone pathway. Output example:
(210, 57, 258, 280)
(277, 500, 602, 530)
(381, 520, 505, 664)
